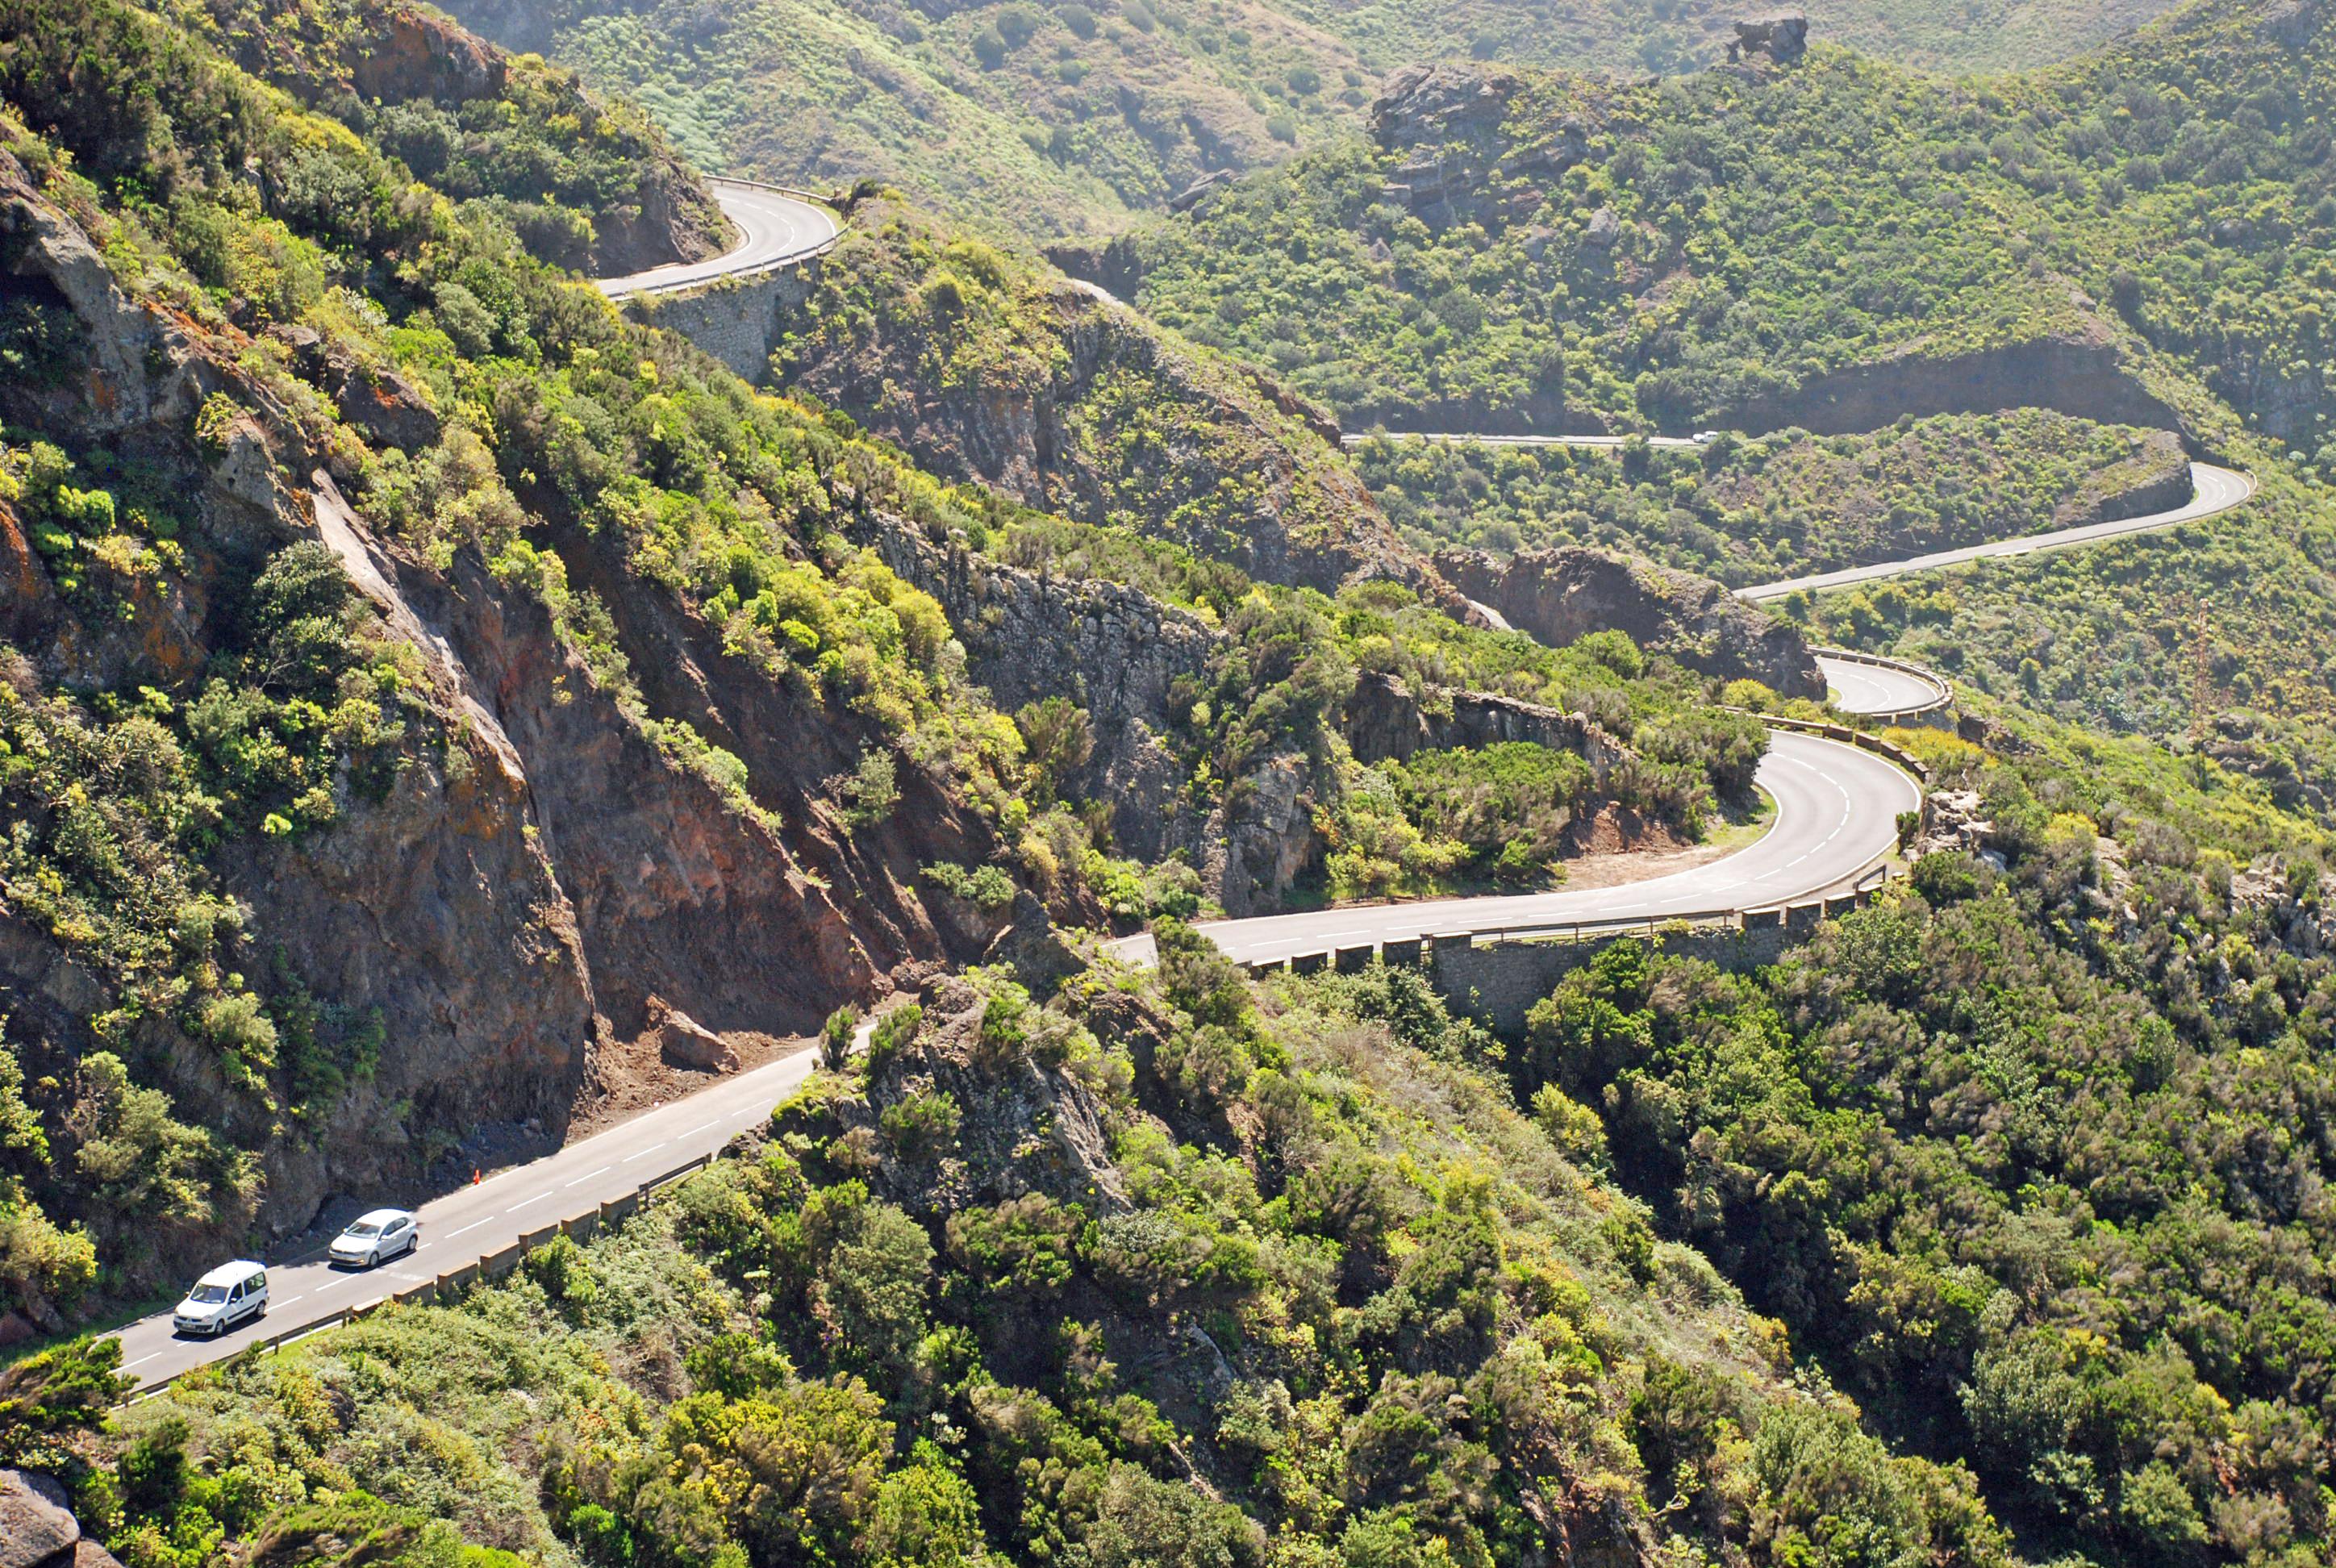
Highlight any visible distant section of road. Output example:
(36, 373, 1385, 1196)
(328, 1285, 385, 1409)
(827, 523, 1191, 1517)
(1736, 461, 2255, 601)
(1111, 730, 1919, 967)
(596, 177, 841, 299)
(1344, 431, 1703, 450)
(1346, 436, 2252, 604)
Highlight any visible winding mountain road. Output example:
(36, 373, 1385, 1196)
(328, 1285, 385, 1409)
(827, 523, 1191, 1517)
(595, 177, 841, 299)
(1736, 461, 2254, 600)
(111, 1053, 819, 1392)
(1817, 655, 1946, 715)
(1351, 434, 2252, 604)
(1112, 728, 1921, 968)
(109, 242, 2181, 1395)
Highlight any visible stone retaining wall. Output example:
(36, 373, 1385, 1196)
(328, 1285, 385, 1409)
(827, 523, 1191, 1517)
(1430, 922, 1799, 1032)
(626, 265, 816, 383)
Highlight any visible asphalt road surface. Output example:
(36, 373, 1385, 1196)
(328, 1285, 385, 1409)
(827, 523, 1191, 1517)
(111, 1043, 828, 1391)
(1817, 655, 1947, 717)
(595, 179, 841, 299)
(121, 302, 2146, 1390)
(1111, 730, 1920, 967)
(1344, 431, 1705, 450)
(1344, 440, 2250, 605)
(1737, 462, 2255, 601)
(117, 732, 1914, 1390)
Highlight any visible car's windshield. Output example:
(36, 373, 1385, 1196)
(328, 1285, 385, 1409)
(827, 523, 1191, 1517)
(344, 1222, 382, 1236)
(188, 1284, 227, 1303)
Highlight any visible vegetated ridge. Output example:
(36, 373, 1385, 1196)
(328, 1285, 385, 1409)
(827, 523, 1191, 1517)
(436, 0, 2192, 244)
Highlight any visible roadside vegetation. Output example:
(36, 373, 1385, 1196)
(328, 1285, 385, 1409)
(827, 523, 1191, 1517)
(1356, 413, 2191, 587)
(52, 949, 2018, 1568)
(0, 0, 1766, 1333)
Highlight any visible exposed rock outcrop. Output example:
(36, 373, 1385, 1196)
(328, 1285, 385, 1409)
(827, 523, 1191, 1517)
(846, 510, 1321, 915)
(348, 2, 504, 104)
(273, 325, 442, 451)
(856, 525, 1216, 865)
(1345, 671, 1622, 778)
(207, 0, 728, 277)
(790, 971, 1130, 1220)
(0, 151, 1003, 1299)
(649, 998, 740, 1073)
(1435, 544, 1827, 698)
(2056, 430, 2193, 526)
(1729, 14, 1809, 65)
(0, 1470, 121, 1568)
(1718, 330, 2192, 444)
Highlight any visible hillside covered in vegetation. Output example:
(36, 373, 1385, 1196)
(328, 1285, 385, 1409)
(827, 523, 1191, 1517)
(0, 0, 1770, 1343)
(29, 711, 2336, 1568)
(1355, 413, 2194, 586)
(436, 0, 2192, 242)
(1114, 2, 2333, 455)
(10, 3, 2336, 1568)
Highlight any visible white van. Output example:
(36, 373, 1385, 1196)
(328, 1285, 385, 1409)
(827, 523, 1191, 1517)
(173, 1260, 268, 1337)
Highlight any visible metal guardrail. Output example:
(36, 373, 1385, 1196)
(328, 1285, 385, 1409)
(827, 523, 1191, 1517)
(1240, 717, 1930, 980)
(126, 1149, 732, 1400)
(1812, 645, 1955, 726)
(611, 178, 848, 299)
(707, 173, 844, 207)
(1246, 870, 1910, 981)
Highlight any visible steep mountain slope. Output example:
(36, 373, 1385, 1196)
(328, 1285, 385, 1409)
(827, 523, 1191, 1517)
(441, 0, 2193, 243)
(1110, 2, 2334, 449)
(1290, 0, 2183, 77)
(172, 0, 732, 274)
(56, 709, 2336, 1568)
(0, 0, 1048, 1320)
(1096, 0, 2336, 815)
(771, 203, 1437, 597)
(81, 953, 2030, 1568)
(0, 0, 1769, 1332)
(1358, 413, 2195, 586)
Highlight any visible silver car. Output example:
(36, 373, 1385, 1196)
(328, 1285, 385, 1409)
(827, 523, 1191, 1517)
(329, 1208, 419, 1268)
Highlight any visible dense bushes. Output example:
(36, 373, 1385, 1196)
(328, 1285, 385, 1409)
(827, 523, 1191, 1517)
(1128, 2, 2332, 458)
(1512, 741, 2336, 1563)
(89, 948, 2031, 1567)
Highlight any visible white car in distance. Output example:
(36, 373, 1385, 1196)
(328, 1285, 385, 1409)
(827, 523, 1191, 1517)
(173, 1260, 268, 1337)
(329, 1208, 419, 1269)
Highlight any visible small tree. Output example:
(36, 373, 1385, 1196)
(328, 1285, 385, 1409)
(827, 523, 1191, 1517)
(0, 1336, 128, 1466)
(821, 1005, 861, 1072)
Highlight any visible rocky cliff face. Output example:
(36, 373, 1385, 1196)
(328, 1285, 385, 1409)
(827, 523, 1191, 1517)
(1717, 328, 2194, 446)
(1345, 671, 1624, 778)
(844, 508, 1328, 915)
(846, 508, 1659, 917)
(0, 152, 991, 1297)
(1437, 544, 1827, 698)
